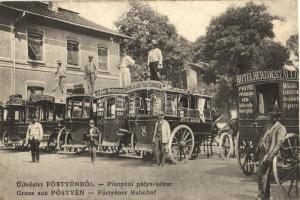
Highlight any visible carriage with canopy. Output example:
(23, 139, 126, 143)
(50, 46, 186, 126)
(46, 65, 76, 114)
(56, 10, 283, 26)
(58, 94, 96, 153)
(1, 94, 65, 150)
(235, 70, 299, 199)
(127, 81, 215, 163)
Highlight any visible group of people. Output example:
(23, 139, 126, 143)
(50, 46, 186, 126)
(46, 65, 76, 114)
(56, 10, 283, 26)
(52, 39, 163, 97)
(119, 39, 163, 87)
(23, 104, 287, 198)
(24, 110, 170, 167)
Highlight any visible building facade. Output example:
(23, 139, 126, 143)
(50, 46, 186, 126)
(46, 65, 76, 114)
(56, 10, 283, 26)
(0, 1, 129, 102)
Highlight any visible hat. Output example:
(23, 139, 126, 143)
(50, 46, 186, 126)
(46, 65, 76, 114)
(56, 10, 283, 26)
(269, 105, 282, 115)
(158, 111, 164, 116)
(88, 55, 93, 58)
(57, 60, 62, 64)
(151, 39, 158, 45)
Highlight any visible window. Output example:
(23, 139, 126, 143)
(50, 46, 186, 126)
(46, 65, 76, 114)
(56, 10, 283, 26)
(106, 97, 116, 118)
(36, 104, 54, 122)
(28, 30, 43, 61)
(256, 83, 279, 114)
(67, 40, 79, 66)
(82, 98, 91, 119)
(165, 94, 177, 116)
(98, 47, 108, 71)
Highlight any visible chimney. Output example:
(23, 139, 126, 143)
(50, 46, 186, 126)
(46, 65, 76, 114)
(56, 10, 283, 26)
(48, 1, 59, 13)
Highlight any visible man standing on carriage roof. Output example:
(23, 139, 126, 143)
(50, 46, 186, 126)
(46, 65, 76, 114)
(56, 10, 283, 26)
(87, 119, 100, 164)
(25, 115, 44, 163)
(153, 111, 171, 167)
(84, 55, 97, 95)
(148, 39, 163, 81)
(53, 60, 66, 100)
(256, 105, 287, 200)
(119, 49, 135, 87)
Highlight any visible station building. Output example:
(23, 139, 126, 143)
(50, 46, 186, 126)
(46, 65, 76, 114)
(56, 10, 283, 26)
(0, 1, 129, 102)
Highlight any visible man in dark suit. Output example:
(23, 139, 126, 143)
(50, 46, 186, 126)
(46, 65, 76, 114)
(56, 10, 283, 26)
(87, 119, 101, 164)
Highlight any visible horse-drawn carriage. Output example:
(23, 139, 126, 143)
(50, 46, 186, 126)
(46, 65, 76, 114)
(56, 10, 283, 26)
(235, 70, 299, 199)
(59, 94, 96, 153)
(127, 81, 215, 163)
(1, 94, 65, 151)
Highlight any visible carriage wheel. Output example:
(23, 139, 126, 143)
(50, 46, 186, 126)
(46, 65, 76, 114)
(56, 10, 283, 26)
(1, 130, 7, 145)
(273, 133, 299, 199)
(219, 132, 234, 159)
(235, 131, 255, 175)
(168, 125, 194, 164)
(56, 128, 69, 150)
(142, 152, 153, 161)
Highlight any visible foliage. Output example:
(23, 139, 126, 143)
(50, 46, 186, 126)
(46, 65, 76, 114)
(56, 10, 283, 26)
(286, 34, 299, 58)
(192, 2, 288, 111)
(115, 1, 192, 87)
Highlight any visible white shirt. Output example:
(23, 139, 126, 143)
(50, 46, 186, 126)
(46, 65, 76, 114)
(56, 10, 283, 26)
(147, 48, 163, 65)
(120, 55, 135, 69)
(25, 122, 44, 142)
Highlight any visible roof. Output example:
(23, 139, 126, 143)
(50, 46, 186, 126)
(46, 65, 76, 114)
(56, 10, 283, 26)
(0, 1, 130, 39)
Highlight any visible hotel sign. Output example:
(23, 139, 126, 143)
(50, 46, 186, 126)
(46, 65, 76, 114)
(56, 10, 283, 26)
(236, 70, 299, 85)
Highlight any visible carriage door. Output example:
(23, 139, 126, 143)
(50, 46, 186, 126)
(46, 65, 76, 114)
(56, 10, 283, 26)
(103, 96, 119, 144)
(255, 83, 280, 137)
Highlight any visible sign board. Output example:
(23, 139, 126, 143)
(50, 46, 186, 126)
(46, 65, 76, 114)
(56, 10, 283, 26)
(282, 81, 299, 117)
(238, 84, 254, 119)
(236, 70, 299, 85)
(127, 81, 163, 92)
(29, 94, 55, 103)
(95, 88, 126, 97)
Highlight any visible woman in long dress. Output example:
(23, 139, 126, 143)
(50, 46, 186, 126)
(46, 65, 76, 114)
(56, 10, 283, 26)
(119, 50, 135, 87)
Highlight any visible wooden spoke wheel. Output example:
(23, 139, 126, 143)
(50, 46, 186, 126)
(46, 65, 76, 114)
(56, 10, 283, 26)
(273, 133, 299, 200)
(1, 130, 7, 145)
(219, 132, 234, 159)
(168, 125, 194, 164)
(235, 131, 255, 175)
(56, 128, 69, 150)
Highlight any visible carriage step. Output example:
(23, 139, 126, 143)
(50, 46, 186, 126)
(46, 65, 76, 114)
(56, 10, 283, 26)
(118, 154, 143, 159)
(57, 151, 79, 155)
(247, 162, 259, 166)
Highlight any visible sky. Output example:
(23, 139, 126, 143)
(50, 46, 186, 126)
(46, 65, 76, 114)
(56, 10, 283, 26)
(57, 0, 298, 44)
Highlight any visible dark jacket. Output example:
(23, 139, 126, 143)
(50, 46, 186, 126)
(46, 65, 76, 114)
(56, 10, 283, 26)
(87, 127, 101, 147)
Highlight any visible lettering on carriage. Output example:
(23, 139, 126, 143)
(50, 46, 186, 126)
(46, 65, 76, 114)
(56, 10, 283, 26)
(238, 84, 254, 114)
(142, 126, 147, 136)
(236, 70, 299, 85)
(282, 82, 299, 110)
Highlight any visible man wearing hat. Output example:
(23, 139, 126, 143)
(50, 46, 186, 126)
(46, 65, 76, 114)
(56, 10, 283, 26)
(53, 60, 66, 98)
(25, 115, 44, 163)
(147, 39, 163, 81)
(86, 119, 101, 164)
(256, 105, 287, 200)
(152, 111, 171, 167)
(84, 56, 97, 95)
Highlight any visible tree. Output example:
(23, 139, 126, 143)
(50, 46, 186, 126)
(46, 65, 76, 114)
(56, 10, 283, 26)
(286, 34, 299, 58)
(114, 1, 192, 87)
(193, 2, 288, 111)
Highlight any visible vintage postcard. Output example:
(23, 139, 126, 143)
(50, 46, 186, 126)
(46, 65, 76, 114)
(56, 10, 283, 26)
(0, 0, 298, 200)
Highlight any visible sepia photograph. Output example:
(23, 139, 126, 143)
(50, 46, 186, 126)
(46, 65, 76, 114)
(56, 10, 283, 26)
(0, 0, 298, 200)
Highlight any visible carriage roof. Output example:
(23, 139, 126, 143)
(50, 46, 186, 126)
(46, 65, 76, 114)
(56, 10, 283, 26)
(126, 81, 213, 99)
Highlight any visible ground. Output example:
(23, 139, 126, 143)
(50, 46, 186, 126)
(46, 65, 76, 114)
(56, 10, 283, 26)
(0, 149, 286, 200)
